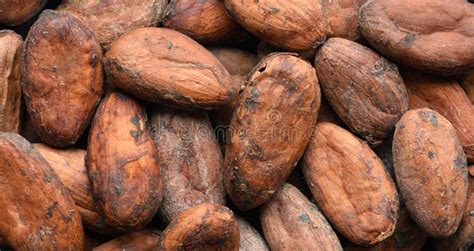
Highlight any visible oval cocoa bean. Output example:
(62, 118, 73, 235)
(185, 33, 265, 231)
(0, 133, 83, 250)
(88, 91, 163, 230)
(393, 108, 468, 237)
(58, 0, 167, 49)
(261, 183, 342, 251)
(359, 0, 474, 75)
(315, 37, 408, 146)
(23, 10, 103, 147)
(163, 0, 251, 44)
(159, 203, 239, 251)
(150, 108, 225, 224)
(302, 122, 399, 245)
(104, 27, 236, 110)
(225, 53, 320, 210)
(0, 30, 23, 133)
(224, 0, 328, 51)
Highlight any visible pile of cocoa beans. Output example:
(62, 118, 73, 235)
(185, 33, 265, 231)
(0, 0, 473, 250)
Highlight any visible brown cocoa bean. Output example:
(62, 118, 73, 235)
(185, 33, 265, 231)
(104, 27, 236, 110)
(302, 122, 399, 245)
(260, 183, 343, 251)
(159, 203, 239, 251)
(58, 0, 167, 50)
(359, 0, 474, 75)
(88, 91, 163, 230)
(402, 70, 474, 163)
(225, 53, 321, 210)
(0, 133, 83, 250)
(23, 10, 103, 147)
(323, 0, 366, 41)
(315, 37, 408, 146)
(163, 0, 251, 44)
(34, 143, 115, 235)
(149, 108, 225, 224)
(0, 0, 46, 26)
(393, 108, 468, 237)
(225, 0, 328, 51)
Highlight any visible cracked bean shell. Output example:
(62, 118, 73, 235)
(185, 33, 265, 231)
(58, 0, 167, 49)
(150, 108, 225, 224)
(237, 217, 269, 251)
(393, 108, 468, 237)
(302, 122, 399, 245)
(104, 27, 236, 110)
(359, 0, 474, 75)
(0, 30, 22, 133)
(315, 38, 408, 146)
(159, 203, 239, 251)
(34, 143, 113, 235)
(0, 133, 83, 250)
(260, 183, 342, 251)
(224, 0, 328, 51)
(402, 70, 474, 163)
(22, 10, 103, 147)
(0, 0, 46, 26)
(163, 0, 251, 44)
(88, 91, 163, 231)
(225, 53, 321, 211)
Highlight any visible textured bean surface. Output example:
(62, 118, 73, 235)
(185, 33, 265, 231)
(393, 108, 468, 237)
(315, 38, 408, 146)
(0, 0, 46, 26)
(302, 122, 399, 245)
(403, 70, 474, 163)
(105, 27, 236, 110)
(88, 91, 163, 230)
(150, 108, 225, 224)
(23, 10, 103, 147)
(160, 203, 239, 251)
(225, 53, 320, 210)
(34, 143, 112, 235)
(237, 217, 269, 251)
(58, 0, 167, 49)
(323, 0, 365, 40)
(359, 0, 474, 75)
(0, 133, 83, 250)
(163, 0, 250, 43)
(225, 0, 328, 51)
(261, 183, 342, 251)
